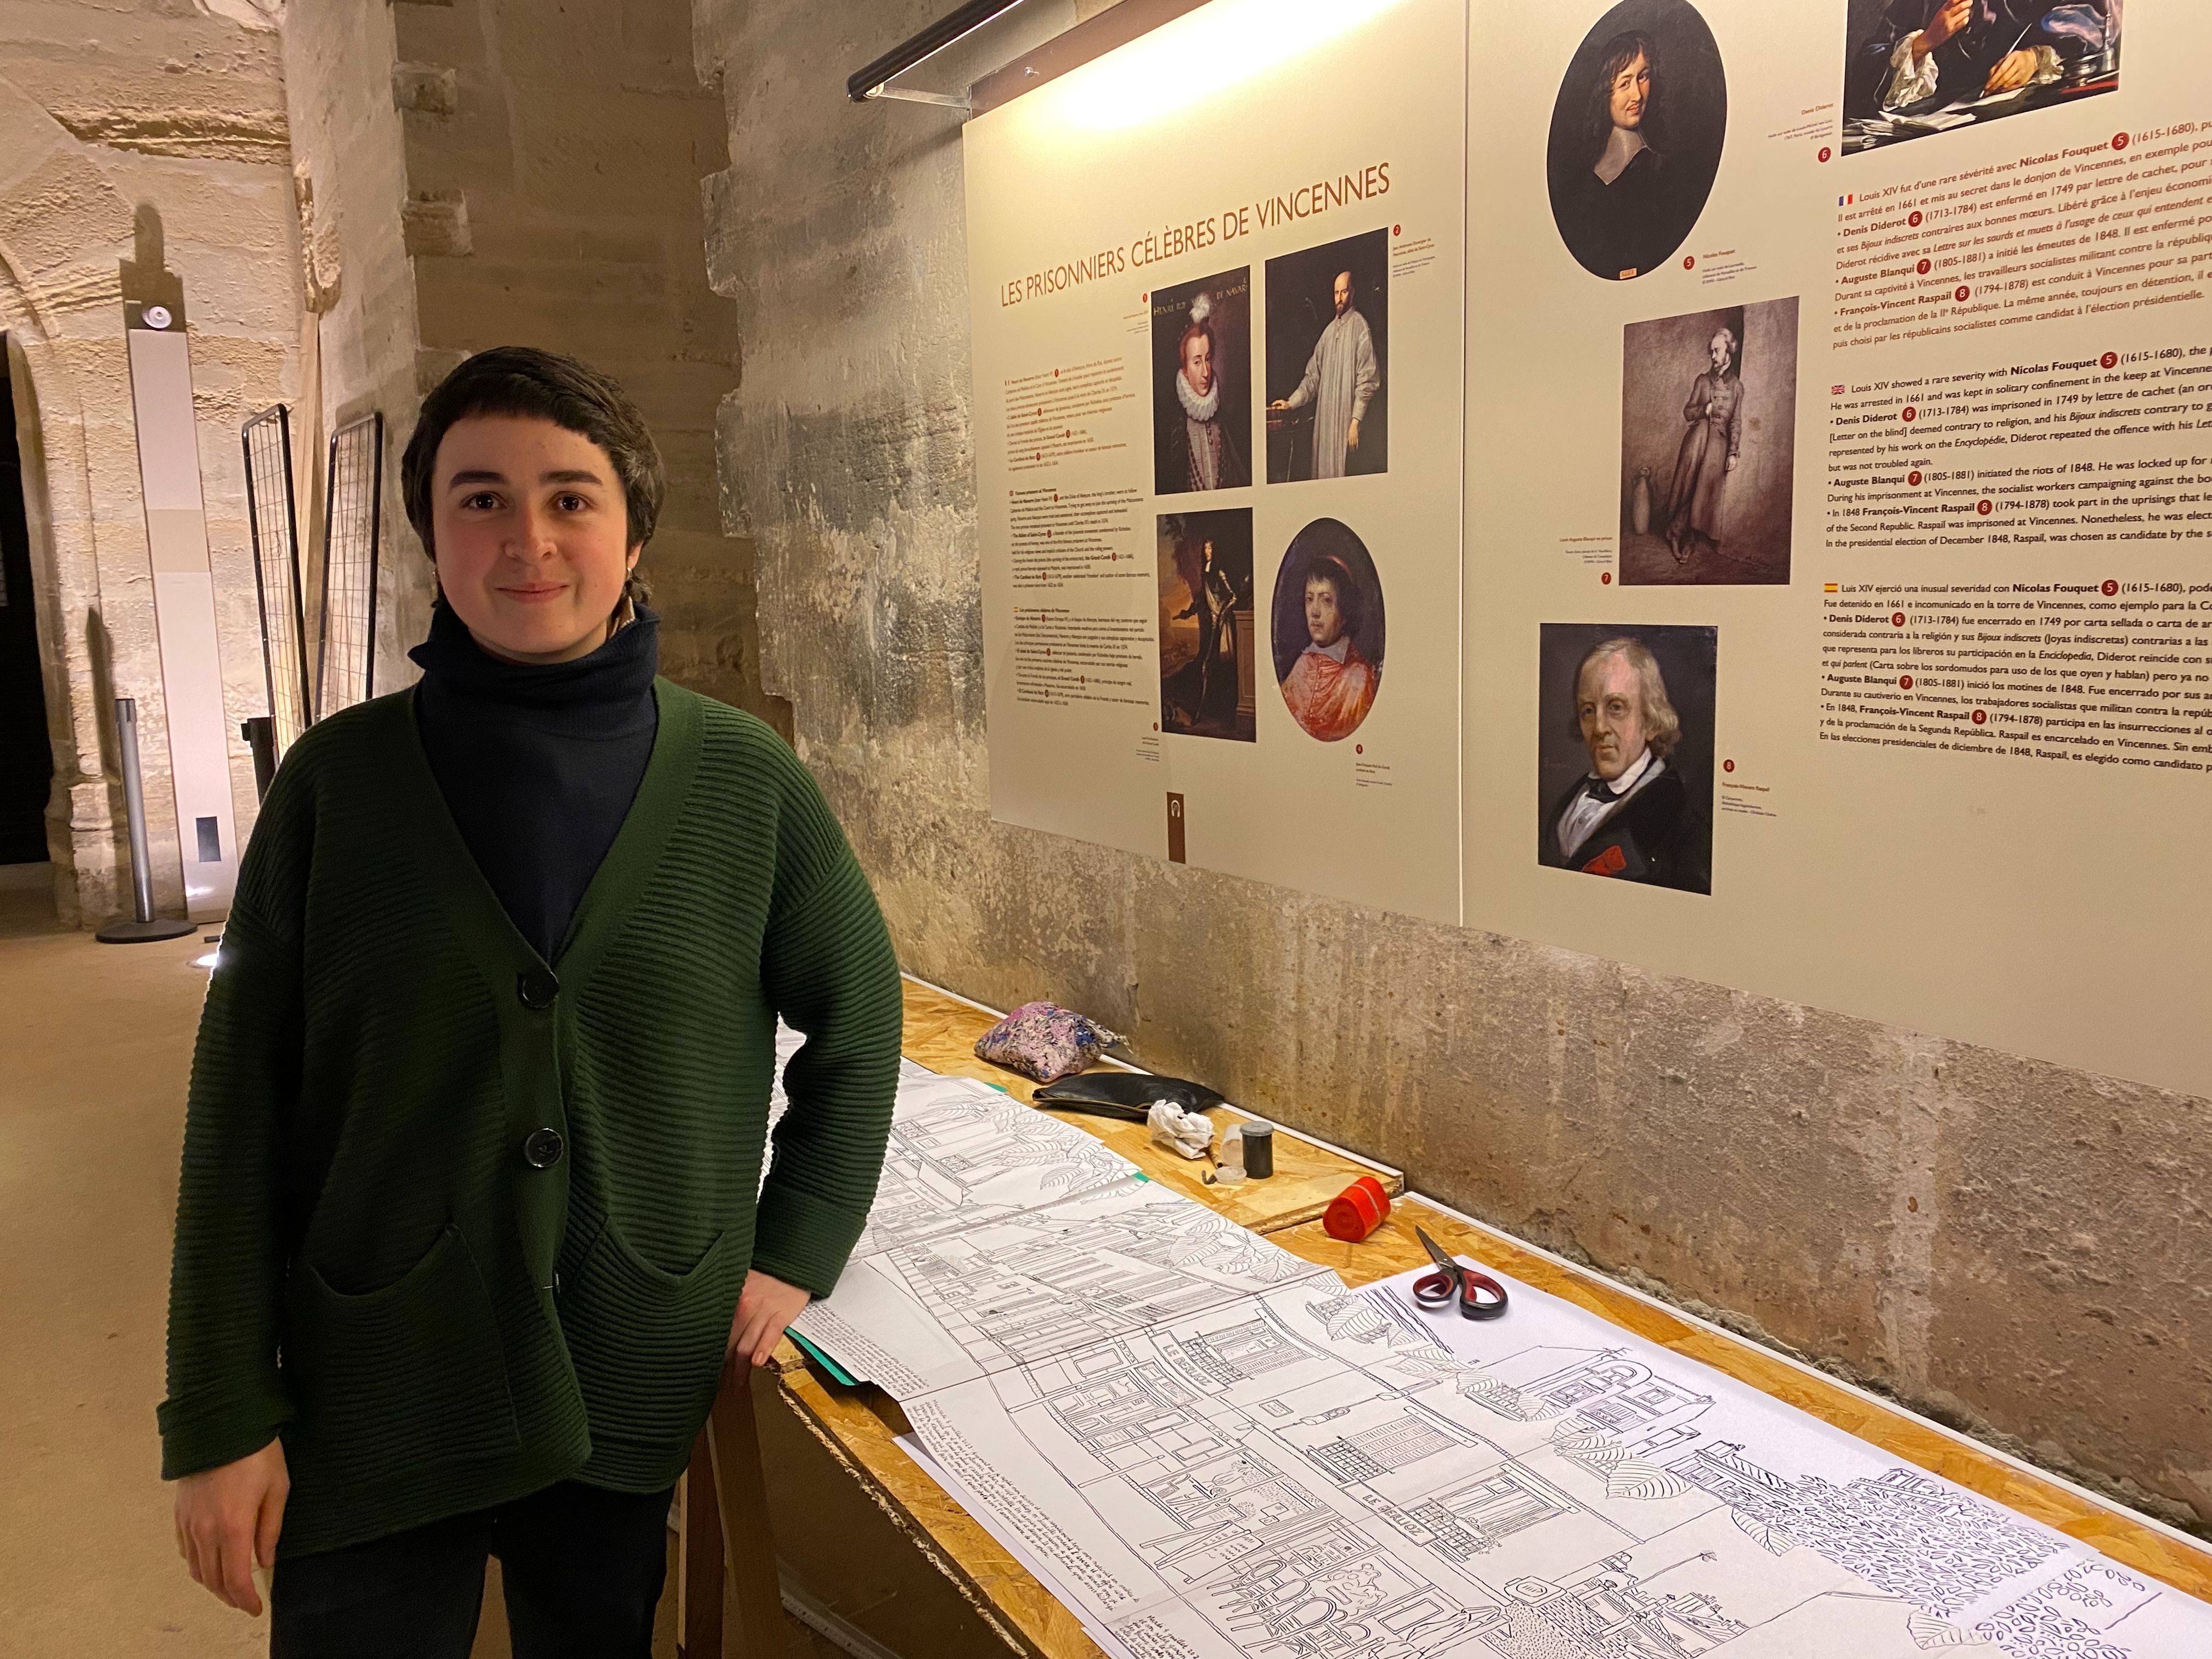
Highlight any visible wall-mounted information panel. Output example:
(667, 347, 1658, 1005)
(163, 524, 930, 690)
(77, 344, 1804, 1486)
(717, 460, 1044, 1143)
(970, 0, 2212, 1099)
(967, 0, 1468, 925)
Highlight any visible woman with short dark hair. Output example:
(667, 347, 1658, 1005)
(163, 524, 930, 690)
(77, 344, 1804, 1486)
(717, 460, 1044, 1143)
(161, 346, 901, 1655)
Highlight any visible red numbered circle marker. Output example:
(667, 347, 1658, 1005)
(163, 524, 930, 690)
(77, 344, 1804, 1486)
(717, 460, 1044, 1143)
(1900, 675, 1914, 690)
(1723, 759, 1737, 773)
(2102, 579, 2119, 596)
(2101, 352, 2118, 370)
(1819, 146, 1832, 163)
(1902, 405, 1917, 422)
(1977, 499, 1993, 516)
(1972, 709, 1988, 726)
(1908, 470, 1923, 486)
(1917, 258, 1932, 275)
(1909, 210, 1924, 228)
(1892, 612, 1907, 627)
(2112, 132, 2130, 151)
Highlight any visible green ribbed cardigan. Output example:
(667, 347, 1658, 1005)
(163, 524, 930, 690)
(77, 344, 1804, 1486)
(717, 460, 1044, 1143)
(157, 680, 901, 1559)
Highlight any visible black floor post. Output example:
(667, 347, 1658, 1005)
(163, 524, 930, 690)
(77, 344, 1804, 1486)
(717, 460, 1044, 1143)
(241, 716, 276, 802)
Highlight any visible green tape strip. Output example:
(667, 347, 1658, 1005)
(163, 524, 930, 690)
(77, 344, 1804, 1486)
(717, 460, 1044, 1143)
(787, 1328, 861, 1388)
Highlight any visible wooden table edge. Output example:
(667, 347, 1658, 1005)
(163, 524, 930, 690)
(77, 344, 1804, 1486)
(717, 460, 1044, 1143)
(766, 981, 2212, 1640)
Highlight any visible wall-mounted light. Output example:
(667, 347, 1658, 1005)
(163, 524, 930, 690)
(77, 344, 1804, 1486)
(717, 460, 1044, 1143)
(848, 0, 1032, 106)
(1047, 0, 1413, 131)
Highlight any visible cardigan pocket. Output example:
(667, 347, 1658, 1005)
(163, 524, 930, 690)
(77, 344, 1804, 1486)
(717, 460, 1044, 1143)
(282, 1226, 520, 1471)
(561, 1218, 738, 1449)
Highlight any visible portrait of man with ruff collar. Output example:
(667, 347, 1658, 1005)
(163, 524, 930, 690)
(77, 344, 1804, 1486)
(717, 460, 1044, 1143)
(1152, 268, 1252, 496)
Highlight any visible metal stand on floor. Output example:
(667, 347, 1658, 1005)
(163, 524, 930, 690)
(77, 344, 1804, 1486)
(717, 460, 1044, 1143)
(241, 715, 278, 802)
(96, 696, 196, 945)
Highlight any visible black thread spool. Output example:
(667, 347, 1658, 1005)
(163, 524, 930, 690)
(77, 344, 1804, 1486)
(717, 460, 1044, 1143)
(1240, 1121, 1274, 1180)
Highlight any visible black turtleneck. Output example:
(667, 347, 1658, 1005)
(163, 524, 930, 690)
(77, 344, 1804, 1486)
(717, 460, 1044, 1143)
(409, 600, 661, 964)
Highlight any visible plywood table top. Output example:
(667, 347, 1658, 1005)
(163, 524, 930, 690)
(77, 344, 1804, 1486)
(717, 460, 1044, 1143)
(767, 982, 2210, 1657)
(896, 977, 1401, 1235)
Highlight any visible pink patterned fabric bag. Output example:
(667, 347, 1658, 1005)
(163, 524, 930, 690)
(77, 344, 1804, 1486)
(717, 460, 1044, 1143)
(973, 1001, 1124, 1084)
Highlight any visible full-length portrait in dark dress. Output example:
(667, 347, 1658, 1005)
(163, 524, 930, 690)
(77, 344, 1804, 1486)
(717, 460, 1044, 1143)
(1157, 510, 1255, 743)
(1547, 2, 1727, 283)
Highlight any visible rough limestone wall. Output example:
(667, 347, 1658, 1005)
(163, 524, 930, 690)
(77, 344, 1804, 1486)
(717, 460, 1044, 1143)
(279, 0, 426, 702)
(347, 0, 778, 725)
(0, 0, 300, 924)
(695, 0, 2211, 1530)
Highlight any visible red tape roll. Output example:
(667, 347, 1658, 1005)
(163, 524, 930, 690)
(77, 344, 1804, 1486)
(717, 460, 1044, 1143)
(1323, 1175, 1391, 1243)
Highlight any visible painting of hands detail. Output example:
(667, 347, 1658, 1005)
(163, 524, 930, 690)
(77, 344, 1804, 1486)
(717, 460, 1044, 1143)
(1843, 1, 2120, 153)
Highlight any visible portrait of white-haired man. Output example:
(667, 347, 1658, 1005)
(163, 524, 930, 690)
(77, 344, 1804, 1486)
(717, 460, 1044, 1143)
(1539, 634, 1712, 893)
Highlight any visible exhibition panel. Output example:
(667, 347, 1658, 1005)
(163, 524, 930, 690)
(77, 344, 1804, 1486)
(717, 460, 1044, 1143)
(969, 0, 2212, 1097)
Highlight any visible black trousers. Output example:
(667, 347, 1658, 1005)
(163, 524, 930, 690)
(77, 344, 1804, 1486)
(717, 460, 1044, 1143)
(269, 1481, 675, 1658)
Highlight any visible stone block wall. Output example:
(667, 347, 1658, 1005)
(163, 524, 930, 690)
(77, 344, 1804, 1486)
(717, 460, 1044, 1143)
(691, 0, 2211, 1530)
(1, 0, 300, 924)
(283, 0, 784, 729)
(279, 0, 423, 702)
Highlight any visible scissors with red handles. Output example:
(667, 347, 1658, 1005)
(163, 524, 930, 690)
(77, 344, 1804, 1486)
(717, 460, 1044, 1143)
(1411, 1226, 1509, 1321)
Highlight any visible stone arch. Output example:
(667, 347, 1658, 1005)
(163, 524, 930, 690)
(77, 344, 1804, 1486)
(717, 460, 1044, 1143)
(0, 71, 159, 924)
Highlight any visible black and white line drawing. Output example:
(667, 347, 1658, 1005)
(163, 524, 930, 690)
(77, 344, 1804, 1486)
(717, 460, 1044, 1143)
(786, 1034, 2211, 1659)
(897, 1273, 2208, 1659)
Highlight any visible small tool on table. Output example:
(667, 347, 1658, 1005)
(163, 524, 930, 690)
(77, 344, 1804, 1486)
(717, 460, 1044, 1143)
(1411, 1226, 1509, 1321)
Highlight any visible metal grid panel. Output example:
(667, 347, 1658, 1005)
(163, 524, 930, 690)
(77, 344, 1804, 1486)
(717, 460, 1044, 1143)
(241, 404, 312, 748)
(316, 411, 383, 719)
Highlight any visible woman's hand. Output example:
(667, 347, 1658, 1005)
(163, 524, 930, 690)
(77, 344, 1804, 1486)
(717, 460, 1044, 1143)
(727, 1268, 811, 1368)
(175, 1438, 289, 1616)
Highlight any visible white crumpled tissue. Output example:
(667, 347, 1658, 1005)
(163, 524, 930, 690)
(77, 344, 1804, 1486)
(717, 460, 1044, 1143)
(1146, 1099, 1214, 1159)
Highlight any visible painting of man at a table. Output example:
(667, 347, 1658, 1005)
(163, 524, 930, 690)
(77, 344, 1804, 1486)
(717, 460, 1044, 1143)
(1844, 1, 2119, 146)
